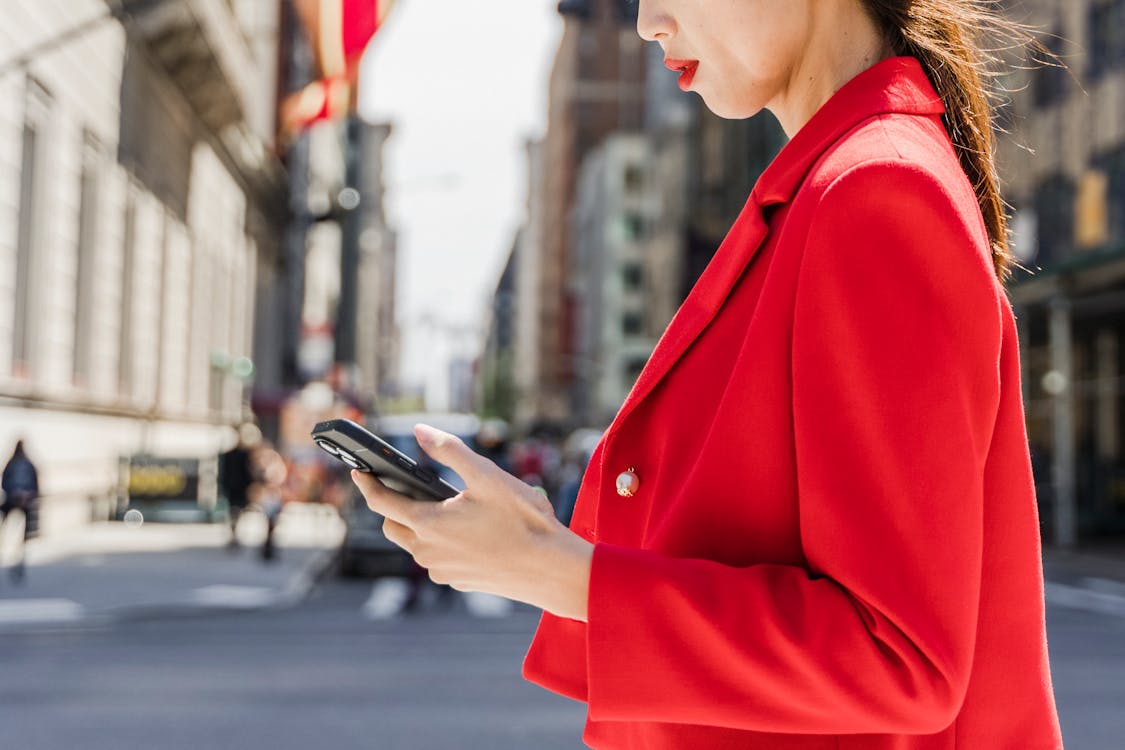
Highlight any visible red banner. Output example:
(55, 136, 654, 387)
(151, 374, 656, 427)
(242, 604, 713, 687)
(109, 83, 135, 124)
(282, 0, 395, 138)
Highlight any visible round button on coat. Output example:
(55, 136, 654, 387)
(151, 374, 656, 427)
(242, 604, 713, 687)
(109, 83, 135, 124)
(615, 468, 640, 497)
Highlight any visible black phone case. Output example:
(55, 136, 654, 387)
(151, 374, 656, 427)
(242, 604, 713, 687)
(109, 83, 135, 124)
(310, 419, 459, 501)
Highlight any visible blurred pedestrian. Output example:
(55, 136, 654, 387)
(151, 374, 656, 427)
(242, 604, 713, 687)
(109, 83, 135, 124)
(1, 439, 39, 583)
(349, 1, 1063, 747)
(218, 423, 259, 550)
(252, 443, 287, 562)
(474, 419, 513, 474)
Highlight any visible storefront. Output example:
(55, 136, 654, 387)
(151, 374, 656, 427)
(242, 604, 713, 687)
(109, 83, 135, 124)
(1010, 246, 1125, 548)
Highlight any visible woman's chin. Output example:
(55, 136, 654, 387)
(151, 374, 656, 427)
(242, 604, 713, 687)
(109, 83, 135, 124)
(702, 95, 767, 121)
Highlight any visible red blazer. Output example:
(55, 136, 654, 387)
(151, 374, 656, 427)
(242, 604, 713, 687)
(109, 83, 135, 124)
(524, 57, 1063, 749)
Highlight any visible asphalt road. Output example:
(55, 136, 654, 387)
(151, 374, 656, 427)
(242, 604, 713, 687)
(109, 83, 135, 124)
(0, 509, 1121, 750)
(0, 578, 587, 750)
(1046, 604, 1125, 747)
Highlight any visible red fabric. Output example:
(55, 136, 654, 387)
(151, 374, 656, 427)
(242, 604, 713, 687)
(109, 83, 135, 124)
(341, 0, 380, 70)
(523, 57, 1063, 749)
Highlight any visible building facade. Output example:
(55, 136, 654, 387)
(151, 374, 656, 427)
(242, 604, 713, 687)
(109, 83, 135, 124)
(504, 0, 784, 433)
(0, 0, 284, 529)
(517, 0, 647, 429)
(570, 133, 664, 426)
(999, 0, 1125, 547)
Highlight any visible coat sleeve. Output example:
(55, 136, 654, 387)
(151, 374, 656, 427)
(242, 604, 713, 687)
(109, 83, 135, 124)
(583, 160, 1004, 734)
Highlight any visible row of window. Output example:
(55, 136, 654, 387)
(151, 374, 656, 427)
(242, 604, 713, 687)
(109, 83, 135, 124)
(1029, 147, 1125, 266)
(1033, 0, 1125, 106)
(6, 77, 249, 417)
(1088, 0, 1125, 80)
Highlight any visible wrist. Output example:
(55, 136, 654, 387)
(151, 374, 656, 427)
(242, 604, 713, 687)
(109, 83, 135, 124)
(525, 522, 594, 622)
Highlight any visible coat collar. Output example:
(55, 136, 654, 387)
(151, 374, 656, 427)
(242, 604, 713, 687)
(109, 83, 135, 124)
(605, 57, 945, 438)
(753, 56, 945, 207)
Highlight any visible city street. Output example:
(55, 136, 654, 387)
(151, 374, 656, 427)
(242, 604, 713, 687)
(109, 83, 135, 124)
(0, 513, 1121, 749)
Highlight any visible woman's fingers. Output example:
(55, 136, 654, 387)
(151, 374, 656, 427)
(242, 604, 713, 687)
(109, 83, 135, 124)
(413, 424, 502, 491)
(351, 470, 430, 527)
(380, 517, 415, 552)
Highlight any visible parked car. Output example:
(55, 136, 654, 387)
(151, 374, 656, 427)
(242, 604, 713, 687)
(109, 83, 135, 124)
(336, 413, 480, 577)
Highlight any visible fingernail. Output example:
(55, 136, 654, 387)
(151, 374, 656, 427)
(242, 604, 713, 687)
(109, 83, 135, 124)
(350, 469, 360, 482)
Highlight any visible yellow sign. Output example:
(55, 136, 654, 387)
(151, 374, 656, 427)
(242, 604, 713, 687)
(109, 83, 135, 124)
(128, 464, 188, 498)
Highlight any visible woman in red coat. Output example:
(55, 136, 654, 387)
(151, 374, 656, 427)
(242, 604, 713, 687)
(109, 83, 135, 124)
(352, 0, 1064, 747)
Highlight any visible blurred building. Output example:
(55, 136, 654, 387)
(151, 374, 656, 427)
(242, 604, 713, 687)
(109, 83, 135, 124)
(288, 117, 398, 400)
(515, 0, 647, 429)
(0, 0, 285, 528)
(500, 0, 782, 433)
(479, 237, 518, 422)
(512, 138, 546, 430)
(999, 0, 1125, 547)
(347, 120, 399, 405)
(258, 8, 398, 450)
(570, 133, 660, 425)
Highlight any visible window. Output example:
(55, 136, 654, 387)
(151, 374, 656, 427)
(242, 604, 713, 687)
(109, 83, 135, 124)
(1032, 31, 1069, 108)
(1088, 1, 1125, 79)
(1033, 174, 1075, 266)
(625, 356, 648, 384)
(622, 311, 644, 337)
(12, 79, 51, 377)
(621, 261, 644, 291)
(623, 163, 644, 194)
(557, 0, 591, 19)
(1095, 145, 1125, 249)
(621, 213, 646, 242)
(73, 133, 103, 385)
(615, 0, 638, 24)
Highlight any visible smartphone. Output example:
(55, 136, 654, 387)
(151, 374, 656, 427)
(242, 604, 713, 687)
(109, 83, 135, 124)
(311, 418, 459, 501)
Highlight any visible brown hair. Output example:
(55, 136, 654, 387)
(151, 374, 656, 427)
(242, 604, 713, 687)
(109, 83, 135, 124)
(859, 0, 1034, 284)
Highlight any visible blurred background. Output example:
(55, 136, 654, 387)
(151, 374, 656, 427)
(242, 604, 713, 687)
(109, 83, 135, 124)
(0, 0, 1122, 748)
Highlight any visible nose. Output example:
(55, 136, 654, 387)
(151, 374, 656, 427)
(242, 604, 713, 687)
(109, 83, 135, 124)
(635, 1, 675, 43)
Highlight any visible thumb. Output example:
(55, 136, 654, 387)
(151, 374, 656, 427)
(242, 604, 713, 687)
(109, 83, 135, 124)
(413, 424, 492, 487)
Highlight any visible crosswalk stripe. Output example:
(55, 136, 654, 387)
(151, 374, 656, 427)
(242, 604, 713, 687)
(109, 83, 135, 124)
(362, 579, 411, 619)
(192, 585, 278, 609)
(359, 580, 516, 619)
(0, 598, 86, 626)
(463, 592, 514, 618)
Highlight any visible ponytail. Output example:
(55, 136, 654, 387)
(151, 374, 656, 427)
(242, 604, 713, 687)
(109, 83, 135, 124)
(860, 0, 1034, 284)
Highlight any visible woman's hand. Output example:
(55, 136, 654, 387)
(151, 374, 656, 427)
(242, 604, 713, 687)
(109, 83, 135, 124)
(350, 424, 593, 622)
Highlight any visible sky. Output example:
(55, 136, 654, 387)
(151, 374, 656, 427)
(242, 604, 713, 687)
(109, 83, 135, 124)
(358, 0, 564, 405)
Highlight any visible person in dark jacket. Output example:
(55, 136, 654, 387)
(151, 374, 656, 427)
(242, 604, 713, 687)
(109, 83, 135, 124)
(218, 426, 258, 549)
(1, 439, 39, 582)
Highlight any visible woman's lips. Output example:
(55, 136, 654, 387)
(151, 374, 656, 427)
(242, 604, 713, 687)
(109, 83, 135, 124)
(663, 58, 699, 91)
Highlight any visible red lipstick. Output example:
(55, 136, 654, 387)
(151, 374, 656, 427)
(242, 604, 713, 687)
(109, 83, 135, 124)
(664, 58, 699, 91)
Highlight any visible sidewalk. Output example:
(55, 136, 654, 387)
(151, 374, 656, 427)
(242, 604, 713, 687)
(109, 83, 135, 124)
(0, 503, 345, 631)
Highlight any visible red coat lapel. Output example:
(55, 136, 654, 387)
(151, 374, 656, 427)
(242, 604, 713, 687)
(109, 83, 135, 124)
(609, 197, 769, 433)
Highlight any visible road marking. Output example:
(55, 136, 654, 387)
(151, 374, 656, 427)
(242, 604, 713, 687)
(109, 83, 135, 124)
(192, 585, 277, 609)
(1046, 581, 1125, 619)
(463, 592, 514, 618)
(362, 579, 411, 619)
(0, 598, 86, 626)
(359, 581, 514, 619)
